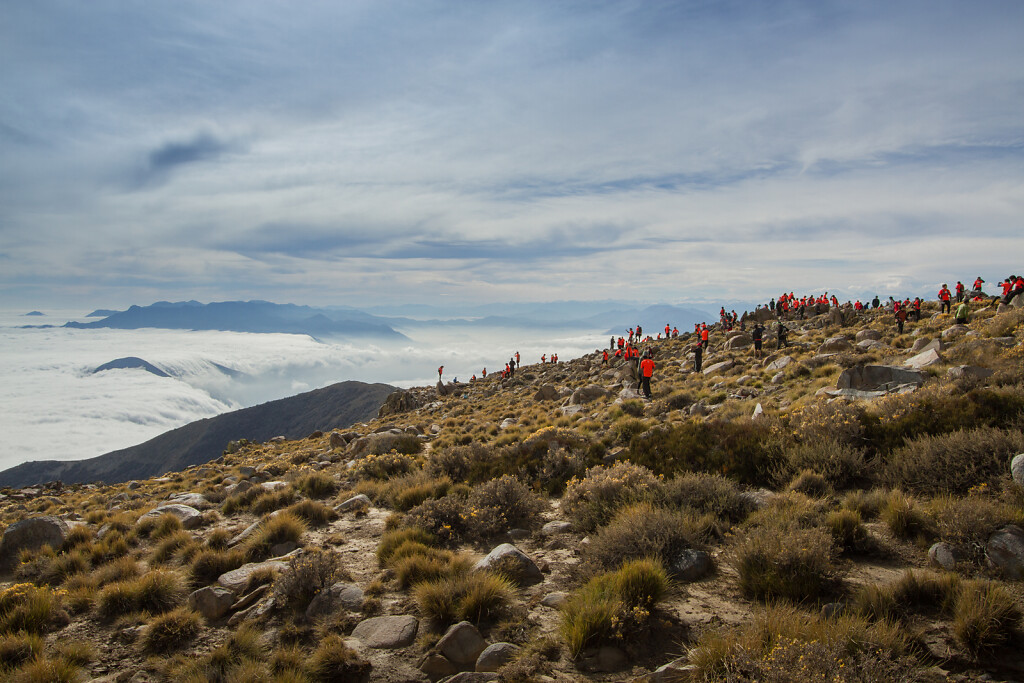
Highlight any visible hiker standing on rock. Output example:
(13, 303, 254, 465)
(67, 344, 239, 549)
(777, 323, 789, 348)
(752, 324, 764, 359)
(693, 343, 703, 372)
(896, 306, 907, 334)
(438, 365, 444, 380)
(939, 284, 952, 314)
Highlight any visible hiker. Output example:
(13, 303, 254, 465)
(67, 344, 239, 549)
(752, 324, 764, 359)
(954, 300, 969, 324)
(912, 297, 921, 321)
(693, 343, 703, 372)
(672, 327, 678, 337)
(777, 322, 789, 348)
(700, 324, 709, 349)
(515, 351, 520, 366)
(482, 367, 487, 377)
(973, 276, 985, 293)
(896, 306, 907, 335)
(541, 354, 546, 364)
(955, 281, 965, 302)
(872, 295, 880, 309)
(438, 365, 444, 380)
(665, 323, 671, 337)
(639, 350, 655, 399)
(602, 349, 609, 364)
(938, 284, 952, 314)
(508, 357, 516, 376)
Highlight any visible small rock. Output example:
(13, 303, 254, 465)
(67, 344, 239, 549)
(986, 525, 1024, 580)
(667, 549, 713, 582)
(137, 504, 203, 530)
(1011, 453, 1024, 489)
(337, 494, 372, 512)
(947, 365, 994, 382)
(928, 542, 959, 571)
(419, 653, 459, 678)
(541, 592, 568, 608)
(437, 621, 486, 665)
(473, 544, 543, 586)
(540, 521, 572, 535)
(475, 642, 521, 672)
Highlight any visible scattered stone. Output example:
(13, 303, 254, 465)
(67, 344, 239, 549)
(239, 466, 257, 478)
(136, 504, 203, 530)
(420, 654, 459, 678)
(940, 324, 970, 340)
(474, 543, 544, 586)
(647, 657, 697, 682)
(534, 384, 559, 401)
(499, 418, 517, 430)
(329, 431, 348, 448)
(437, 621, 486, 665)
(0, 516, 69, 570)
(351, 615, 420, 649)
(337, 494, 372, 512)
(187, 586, 236, 620)
(217, 556, 293, 592)
(702, 360, 734, 376)
(723, 334, 752, 350)
(855, 329, 881, 342)
(167, 492, 212, 509)
(378, 389, 422, 417)
(986, 525, 1024, 580)
(541, 592, 568, 608)
(835, 365, 927, 392)
(570, 385, 611, 405)
(928, 542, 959, 571)
(818, 336, 853, 353)
(765, 355, 793, 371)
(230, 583, 271, 613)
(541, 521, 572, 535)
(476, 643, 521, 672)
(1011, 453, 1024, 489)
(667, 549, 713, 582)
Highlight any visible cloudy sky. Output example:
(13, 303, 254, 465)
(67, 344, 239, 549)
(2, 0, 1022, 310)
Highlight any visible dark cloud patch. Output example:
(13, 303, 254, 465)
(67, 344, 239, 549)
(129, 132, 234, 188)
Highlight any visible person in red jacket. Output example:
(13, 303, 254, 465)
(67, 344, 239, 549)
(639, 351, 655, 399)
(955, 281, 965, 302)
(938, 284, 952, 314)
(438, 365, 444, 380)
(973, 276, 985, 292)
(700, 324, 709, 348)
(665, 323, 671, 337)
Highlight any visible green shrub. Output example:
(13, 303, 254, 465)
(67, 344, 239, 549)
(883, 427, 1024, 495)
(881, 490, 934, 542)
(559, 558, 669, 657)
(732, 525, 835, 603)
(274, 549, 352, 612)
(660, 472, 753, 523)
(143, 606, 202, 652)
(583, 501, 711, 573)
(626, 420, 785, 485)
(376, 528, 438, 566)
(465, 474, 546, 540)
(562, 462, 662, 532)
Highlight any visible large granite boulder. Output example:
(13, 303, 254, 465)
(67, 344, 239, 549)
(379, 390, 422, 418)
(986, 525, 1024, 580)
(818, 336, 853, 354)
(534, 384, 559, 401)
(0, 516, 69, 571)
(836, 365, 928, 392)
(473, 544, 543, 586)
(351, 615, 419, 648)
(570, 385, 611, 405)
(904, 348, 942, 369)
(137, 504, 203, 530)
(187, 586, 236, 620)
(723, 334, 752, 350)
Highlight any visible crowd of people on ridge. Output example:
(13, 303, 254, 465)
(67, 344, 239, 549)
(434, 272, 1023, 401)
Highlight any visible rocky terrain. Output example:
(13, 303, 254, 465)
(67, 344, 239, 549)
(1, 294, 1023, 682)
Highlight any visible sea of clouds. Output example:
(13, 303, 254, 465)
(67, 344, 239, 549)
(0, 311, 606, 472)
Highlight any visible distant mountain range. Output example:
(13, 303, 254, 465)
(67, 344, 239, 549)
(0, 380, 396, 488)
(62, 300, 409, 339)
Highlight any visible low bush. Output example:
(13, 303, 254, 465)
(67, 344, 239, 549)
(376, 527, 438, 565)
(241, 512, 306, 562)
(294, 472, 338, 498)
(0, 583, 69, 636)
(561, 462, 662, 532)
(882, 427, 1024, 495)
(274, 549, 352, 612)
(413, 572, 516, 625)
(351, 451, 422, 480)
(559, 558, 669, 657)
(778, 438, 868, 490)
(841, 488, 889, 520)
(96, 570, 187, 621)
(825, 509, 869, 553)
(732, 525, 836, 603)
(308, 633, 372, 682)
(403, 495, 472, 546)
(953, 579, 1021, 655)
(284, 499, 337, 526)
(881, 490, 934, 542)
(928, 491, 1024, 565)
(142, 606, 201, 652)
(583, 502, 711, 573)
(464, 474, 546, 540)
(786, 469, 832, 498)
(660, 472, 753, 523)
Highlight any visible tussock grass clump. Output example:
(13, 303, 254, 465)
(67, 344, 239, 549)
(355, 472, 452, 511)
(351, 451, 422, 480)
(881, 490, 934, 542)
(189, 547, 246, 588)
(583, 501, 712, 573)
(825, 508, 870, 553)
(390, 546, 474, 589)
(308, 633, 372, 682)
(250, 488, 298, 515)
(142, 606, 202, 652)
(376, 528, 438, 566)
(883, 427, 1024, 495)
(413, 572, 516, 625)
(559, 558, 669, 657)
(786, 469, 832, 498)
(150, 529, 198, 565)
(136, 512, 183, 540)
(163, 622, 266, 682)
(294, 471, 338, 498)
(274, 549, 352, 612)
(0, 632, 43, 670)
(0, 583, 69, 636)
(96, 569, 187, 621)
(927, 490, 1024, 564)
(953, 579, 1021, 655)
(732, 524, 836, 603)
(6, 655, 85, 682)
(562, 462, 662, 532)
(284, 499, 337, 526)
(841, 488, 889, 520)
(241, 512, 306, 562)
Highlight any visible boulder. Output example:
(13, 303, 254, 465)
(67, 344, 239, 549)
(0, 516, 69, 570)
(765, 356, 793, 371)
(379, 390, 422, 418)
(499, 418, 516, 430)
(904, 348, 942, 369)
(337, 494, 372, 513)
(570, 385, 611, 405)
(437, 621, 486, 665)
(1012, 453, 1024, 489)
(857, 339, 886, 351)
(420, 654, 459, 679)
(940, 325, 970, 340)
(534, 384, 559, 401)
(855, 329, 881, 342)
(947, 365, 994, 381)
(723, 334, 752, 350)
(476, 642, 521, 672)
(818, 336, 853, 354)
(136, 504, 203, 530)
(667, 549, 713, 582)
(167, 492, 212, 509)
(702, 360, 734, 376)
(541, 592, 568, 608)
(187, 586, 236, 620)
(540, 521, 572, 536)
(836, 365, 928, 392)
(473, 544, 543, 586)
(217, 556, 293, 592)
(986, 525, 1024, 580)
(305, 582, 365, 619)
(351, 615, 419, 649)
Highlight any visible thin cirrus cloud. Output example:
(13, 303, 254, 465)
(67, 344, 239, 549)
(1, 1, 1023, 309)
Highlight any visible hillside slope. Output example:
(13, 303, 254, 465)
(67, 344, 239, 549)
(0, 380, 397, 487)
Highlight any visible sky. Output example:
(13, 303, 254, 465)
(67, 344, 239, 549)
(2, 0, 1023, 311)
